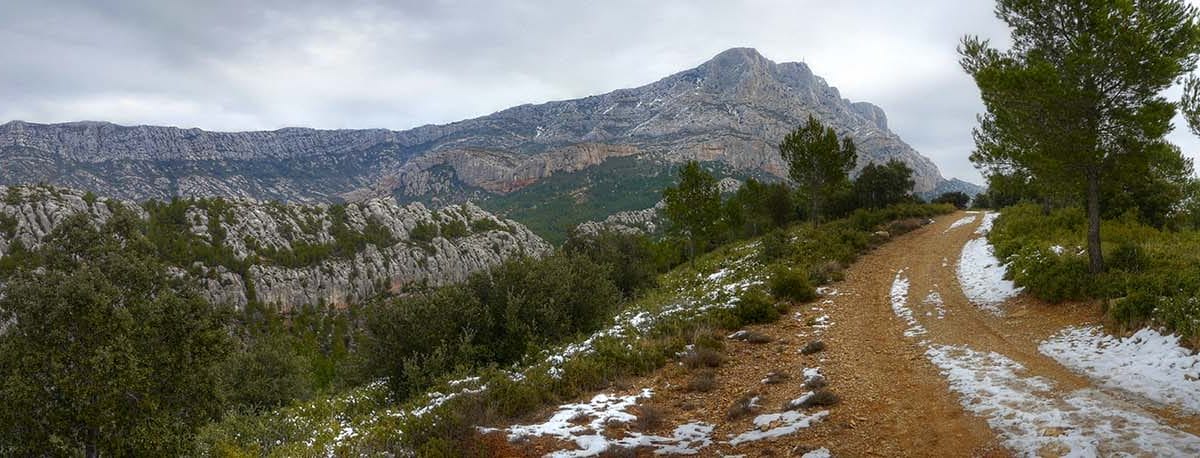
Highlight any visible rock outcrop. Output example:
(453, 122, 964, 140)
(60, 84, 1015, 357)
(0, 47, 954, 207)
(0, 185, 550, 310)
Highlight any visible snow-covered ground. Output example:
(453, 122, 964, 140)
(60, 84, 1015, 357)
(500, 390, 715, 456)
(1040, 326, 1200, 415)
(890, 270, 926, 337)
(944, 215, 977, 233)
(926, 344, 1200, 456)
(727, 409, 830, 446)
(956, 212, 1022, 315)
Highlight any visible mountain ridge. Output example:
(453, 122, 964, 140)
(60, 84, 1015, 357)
(0, 48, 973, 210)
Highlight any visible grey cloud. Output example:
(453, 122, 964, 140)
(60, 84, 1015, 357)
(4, 0, 1197, 184)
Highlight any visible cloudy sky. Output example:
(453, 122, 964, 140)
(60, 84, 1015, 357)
(3, 0, 1200, 184)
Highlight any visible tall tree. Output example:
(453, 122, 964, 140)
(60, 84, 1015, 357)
(961, 0, 1200, 273)
(779, 115, 857, 223)
(0, 210, 233, 456)
(853, 160, 916, 209)
(662, 161, 722, 261)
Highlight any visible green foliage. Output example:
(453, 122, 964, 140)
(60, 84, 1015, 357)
(663, 161, 723, 261)
(779, 115, 857, 223)
(3, 187, 20, 205)
(723, 178, 797, 238)
(933, 191, 971, 209)
(563, 230, 660, 298)
(0, 212, 16, 238)
(768, 265, 816, 303)
(409, 220, 440, 243)
(853, 160, 915, 209)
(0, 211, 233, 456)
(991, 205, 1200, 341)
(757, 228, 794, 263)
(961, 0, 1200, 272)
(362, 253, 622, 398)
(219, 333, 314, 412)
(731, 288, 781, 325)
(470, 218, 504, 233)
(440, 220, 469, 239)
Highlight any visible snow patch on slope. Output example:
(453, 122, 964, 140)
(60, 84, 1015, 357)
(501, 389, 715, 456)
(1040, 325, 1200, 415)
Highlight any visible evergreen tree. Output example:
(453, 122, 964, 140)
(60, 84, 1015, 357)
(961, 0, 1200, 272)
(0, 211, 232, 456)
(852, 160, 915, 209)
(662, 161, 722, 261)
(779, 115, 857, 223)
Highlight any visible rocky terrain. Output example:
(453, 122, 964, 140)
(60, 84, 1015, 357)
(0, 185, 550, 310)
(0, 48, 972, 210)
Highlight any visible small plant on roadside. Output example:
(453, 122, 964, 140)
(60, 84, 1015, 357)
(769, 265, 817, 303)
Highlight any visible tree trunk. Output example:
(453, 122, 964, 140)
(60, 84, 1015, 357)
(1085, 172, 1104, 274)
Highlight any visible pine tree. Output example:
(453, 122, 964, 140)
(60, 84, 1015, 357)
(961, 0, 1200, 272)
(779, 115, 857, 223)
(662, 161, 722, 261)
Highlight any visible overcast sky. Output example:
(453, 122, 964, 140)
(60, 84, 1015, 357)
(4, 0, 1200, 184)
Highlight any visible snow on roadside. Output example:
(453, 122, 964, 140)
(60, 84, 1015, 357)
(925, 344, 1200, 456)
(889, 270, 926, 337)
(500, 389, 716, 456)
(727, 410, 830, 446)
(956, 237, 1022, 315)
(801, 447, 832, 458)
(944, 215, 977, 233)
(1039, 326, 1200, 415)
(975, 211, 1000, 235)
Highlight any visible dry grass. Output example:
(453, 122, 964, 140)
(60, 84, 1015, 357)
(725, 392, 760, 420)
(631, 404, 665, 432)
(686, 370, 718, 393)
(682, 347, 724, 369)
(800, 340, 827, 355)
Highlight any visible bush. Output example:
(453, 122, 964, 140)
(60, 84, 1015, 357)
(409, 221, 440, 242)
(758, 229, 794, 263)
(932, 191, 971, 209)
(732, 288, 781, 325)
(768, 265, 816, 303)
(686, 370, 718, 393)
(1006, 246, 1093, 303)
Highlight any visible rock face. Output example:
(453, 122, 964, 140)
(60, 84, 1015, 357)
(0, 47, 951, 206)
(0, 185, 550, 310)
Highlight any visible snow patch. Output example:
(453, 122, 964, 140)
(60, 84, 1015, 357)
(925, 344, 1200, 456)
(1039, 325, 1200, 415)
(975, 211, 1000, 235)
(945, 215, 977, 233)
(727, 410, 829, 445)
(889, 270, 926, 337)
(502, 389, 716, 456)
(956, 237, 1022, 314)
(801, 447, 832, 458)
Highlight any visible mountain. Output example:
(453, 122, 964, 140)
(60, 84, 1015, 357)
(0, 185, 549, 310)
(0, 48, 956, 235)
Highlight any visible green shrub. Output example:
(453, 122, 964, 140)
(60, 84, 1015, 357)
(758, 229, 794, 263)
(768, 265, 816, 303)
(732, 288, 780, 325)
(1108, 291, 1159, 330)
(440, 220, 469, 239)
(409, 221, 440, 242)
(1007, 246, 1092, 303)
(1107, 241, 1147, 273)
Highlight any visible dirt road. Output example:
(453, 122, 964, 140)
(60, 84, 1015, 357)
(483, 212, 1200, 457)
